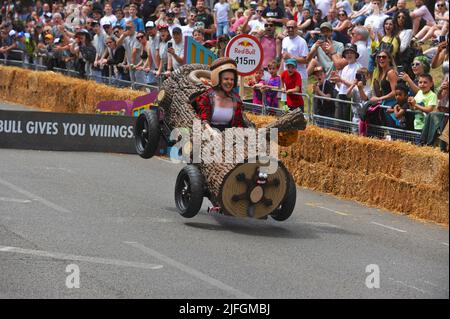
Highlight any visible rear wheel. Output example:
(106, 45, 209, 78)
(174, 165, 205, 218)
(270, 173, 296, 221)
(134, 110, 160, 159)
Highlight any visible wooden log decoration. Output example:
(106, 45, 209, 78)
(157, 61, 305, 218)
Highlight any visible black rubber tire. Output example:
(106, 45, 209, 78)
(270, 172, 297, 221)
(174, 165, 205, 218)
(134, 110, 160, 159)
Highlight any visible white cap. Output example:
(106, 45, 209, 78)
(8, 30, 16, 37)
(145, 21, 156, 28)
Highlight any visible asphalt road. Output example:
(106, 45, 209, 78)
(0, 103, 448, 299)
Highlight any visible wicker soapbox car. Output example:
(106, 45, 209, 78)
(134, 63, 306, 221)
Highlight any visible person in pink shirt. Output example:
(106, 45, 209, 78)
(411, 0, 436, 36)
(229, 8, 247, 36)
(248, 68, 266, 108)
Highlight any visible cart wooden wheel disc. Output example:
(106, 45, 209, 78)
(219, 161, 288, 219)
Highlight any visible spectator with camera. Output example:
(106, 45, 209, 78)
(399, 55, 431, 95)
(307, 21, 345, 77)
(312, 65, 336, 117)
(167, 26, 184, 71)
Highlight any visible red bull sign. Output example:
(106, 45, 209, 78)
(225, 34, 263, 76)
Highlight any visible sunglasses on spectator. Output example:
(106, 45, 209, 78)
(437, 3, 445, 7)
(265, 24, 274, 27)
(377, 55, 388, 59)
(411, 62, 422, 67)
(106, 41, 114, 44)
(287, 26, 295, 29)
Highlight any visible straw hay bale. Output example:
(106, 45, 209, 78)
(0, 66, 142, 113)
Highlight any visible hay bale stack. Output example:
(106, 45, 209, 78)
(0, 65, 142, 113)
(243, 113, 448, 224)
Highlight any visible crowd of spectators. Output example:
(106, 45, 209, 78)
(0, 0, 448, 145)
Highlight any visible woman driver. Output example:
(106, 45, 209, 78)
(195, 57, 247, 131)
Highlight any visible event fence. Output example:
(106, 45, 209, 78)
(1, 50, 447, 145)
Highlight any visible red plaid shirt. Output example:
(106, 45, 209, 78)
(194, 88, 246, 128)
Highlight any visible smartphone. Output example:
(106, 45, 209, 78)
(439, 35, 446, 43)
(355, 73, 365, 82)
(397, 65, 404, 74)
(317, 34, 326, 42)
(167, 42, 172, 49)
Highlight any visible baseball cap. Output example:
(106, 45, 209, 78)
(285, 58, 297, 67)
(102, 21, 112, 27)
(145, 21, 156, 28)
(8, 30, 16, 37)
(320, 22, 333, 31)
(172, 27, 182, 34)
(17, 31, 25, 38)
(44, 12, 52, 18)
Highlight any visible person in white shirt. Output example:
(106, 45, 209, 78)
(246, 6, 266, 34)
(315, 0, 336, 20)
(214, 0, 231, 37)
(181, 10, 197, 38)
(168, 27, 185, 71)
(281, 20, 309, 93)
(350, 26, 370, 69)
(331, 43, 361, 121)
(364, 0, 388, 36)
(336, 0, 352, 16)
(100, 3, 118, 27)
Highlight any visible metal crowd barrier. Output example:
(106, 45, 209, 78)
(243, 85, 312, 119)
(1, 52, 446, 145)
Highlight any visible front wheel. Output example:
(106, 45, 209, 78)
(270, 173, 296, 221)
(174, 165, 205, 218)
(134, 110, 160, 159)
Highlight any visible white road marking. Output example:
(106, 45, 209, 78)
(388, 277, 432, 295)
(125, 241, 255, 299)
(371, 222, 407, 233)
(306, 203, 350, 216)
(0, 177, 70, 214)
(0, 197, 32, 204)
(0, 245, 163, 270)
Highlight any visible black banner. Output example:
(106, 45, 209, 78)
(0, 110, 137, 154)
